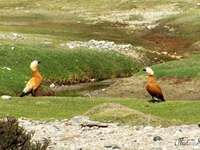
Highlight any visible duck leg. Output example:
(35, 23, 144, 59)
(31, 90, 36, 96)
(148, 96, 156, 103)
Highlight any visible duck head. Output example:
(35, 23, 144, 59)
(143, 67, 154, 76)
(30, 60, 41, 71)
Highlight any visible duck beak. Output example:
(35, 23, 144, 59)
(38, 61, 41, 64)
(143, 68, 146, 71)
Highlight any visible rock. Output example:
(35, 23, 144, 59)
(44, 42, 52, 44)
(60, 43, 65, 47)
(144, 126, 154, 131)
(153, 136, 162, 141)
(64, 40, 132, 51)
(17, 117, 200, 150)
(13, 33, 18, 38)
(147, 24, 156, 29)
(69, 116, 90, 124)
(80, 118, 108, 127)
(104, 143, 121, 149)
(193, 145, 200, 149)
(61, 40, 145, 62)
(1, 95, 12, 100)
(2, 67, 11, 71)
(50, 83, 55, 88)
(161, 51, 168, 55)
(61, 39, 182, 61)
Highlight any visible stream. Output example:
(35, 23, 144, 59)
(53, 78, 118, 97)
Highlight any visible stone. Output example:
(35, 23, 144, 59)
(16, 117, 200, 150)
(69, 116, 89, 124)
(153, 136, 162, 141)
(1, 95, 12, 100)
(80, 118, 108, 127)
(50, 83, 55, 88)
(144, 126, 154, 131)
(13, 33, 18, 38)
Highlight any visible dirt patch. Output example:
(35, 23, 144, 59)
(87, 76, 200, 101)
(141, 34, 191, 56)
(35, 88, 55, 97)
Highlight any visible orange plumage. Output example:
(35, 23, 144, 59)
(143, 67, 165, 102)
(20, 60, 42, 97)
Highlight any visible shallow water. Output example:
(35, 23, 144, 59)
(55, 83, 109, 97)
(54, 79, 118, 97)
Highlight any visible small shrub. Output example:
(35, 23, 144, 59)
(0, 116, 50, 150)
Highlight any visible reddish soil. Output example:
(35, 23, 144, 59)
(142, 34, 191, 55)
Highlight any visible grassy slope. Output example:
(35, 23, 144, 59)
(0, 44, 141, 96)
(135, 54, 200, 79)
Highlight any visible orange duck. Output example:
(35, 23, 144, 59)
(20, 60, 42, 97)
(143, 67, 165, 102)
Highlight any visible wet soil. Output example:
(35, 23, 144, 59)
(85, 77, 200, 101)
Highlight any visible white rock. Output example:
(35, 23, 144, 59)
(1, 95, 12, 100)
(193, 145, 200, 149)
(13, 33, 18, 38)
(2, 67, 11, 71)
(44, 42, 52, 44)
(144, 126, 154, 131)
(60, 43, 65, 47)
(50, 83, 55, 88)
(162, 51, 168, 55)
(173, 130, 183, 137)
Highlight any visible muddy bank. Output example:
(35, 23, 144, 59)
(84, 77, 200, 101)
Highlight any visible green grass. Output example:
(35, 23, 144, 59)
(1, 0, 200, 127)
(0, 44, 141, 96)
(0, 97, 199, 127)
(135, 54, 200, 79)
(158, 9, 200, 38)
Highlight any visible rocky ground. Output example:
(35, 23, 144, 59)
(19, 116, 200, 150)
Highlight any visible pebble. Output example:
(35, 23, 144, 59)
(18, 116, 200, 150)
(63, 40, 132, 52)
(153, 136, 162, 141)
(1, 95, 12, 100)
(60, 39, 182, 61)
(61, 40, 142, 62)
(0, 32, 181, 62)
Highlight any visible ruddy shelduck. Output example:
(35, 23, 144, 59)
(143, 67, 165, 102)
(20, 60, 42, 97)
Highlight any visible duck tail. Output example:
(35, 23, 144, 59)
(20, 92, 26, 97)
(160, 95, 166, 102)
